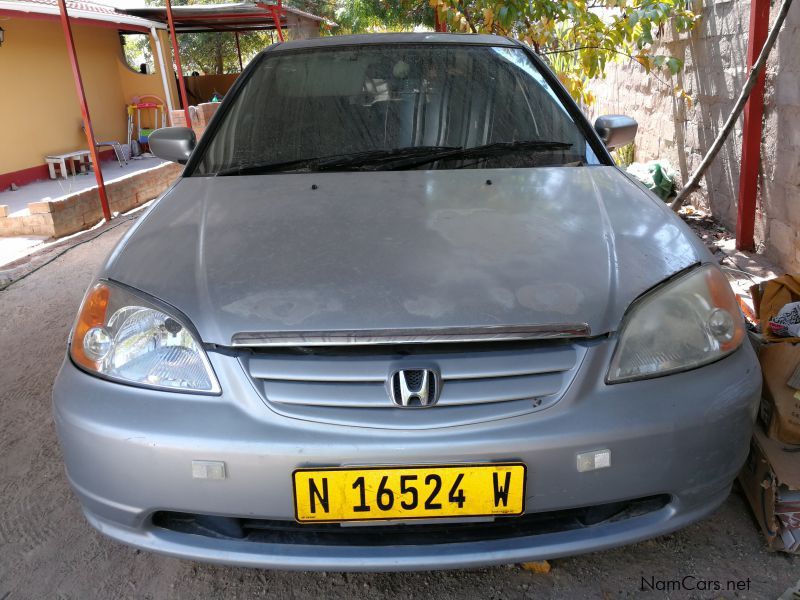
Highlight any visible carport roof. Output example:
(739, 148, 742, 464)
(0, 0, 166, 31)
(121, 2, 328, 33)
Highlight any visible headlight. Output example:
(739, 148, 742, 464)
(69, 281, 220, 393)
(607, 264, 745, 383)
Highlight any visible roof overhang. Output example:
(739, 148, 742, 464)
(0, 0, 166, 32)
(122, 2, 329, 34)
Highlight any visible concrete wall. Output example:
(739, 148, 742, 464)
(0, 18, 178, 176)
(589, 0, 800, 272)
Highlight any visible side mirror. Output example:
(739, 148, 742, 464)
(594, 115, 638, 150)
(148, 127, 196, 164)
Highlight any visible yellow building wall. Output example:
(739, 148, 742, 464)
(0, 18, 178, 175)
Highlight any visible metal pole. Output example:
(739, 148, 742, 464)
(165, 0, 192, 128)
(269, 5, 284, 41)
(56, 0, 112, 222)
(151, 27, 175, 125)
(256, 2, 284, 41)
(235, 31, 243, 71)
(434, 9, 447, 32)
(735, 0, 770, 251)
(670, 0, 794, 213)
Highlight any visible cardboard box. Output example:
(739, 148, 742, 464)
(738, 425, 800, 553)
(759, 343, 800, 444)
(195, 102, 219, 127)
(169, 109, 188, 128)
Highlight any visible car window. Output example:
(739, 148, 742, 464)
(193, 44, 601, 175)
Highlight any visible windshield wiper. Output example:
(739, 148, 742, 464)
(314, 145, 461, 170)
(215, 146, 460, 176)
(215, 142, 571, 175)
(385, 140, 574, 170)
(217, 156, 324, 176)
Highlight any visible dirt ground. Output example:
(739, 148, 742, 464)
(0, 218, 798, 600)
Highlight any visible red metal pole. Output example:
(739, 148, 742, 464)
(56, 0, 111, 222)
(256, 2, 284, 41)
(269, 5, 284, 41)
(736, 0, 770, 251)
(235, 31, 243, 71)
(165, 0, 192, 128)
(434, 9, 447, 32)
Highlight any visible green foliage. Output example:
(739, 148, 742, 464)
(324, 0, 433, 33)
(612, 142, 635, 167)
(143, 0, 701, 103)
(429, 0, 701, 104)
(145, 0, 275, 74)
(121, 33, 154, 73)
(175, 30, 274, 74)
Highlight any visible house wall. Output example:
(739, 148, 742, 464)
(0, 18, 178, 182)
(589, 0, 800, 271)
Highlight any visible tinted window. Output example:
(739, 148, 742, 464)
(194, 44, 600, 175)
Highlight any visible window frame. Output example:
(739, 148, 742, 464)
(118, 32, 157, 76)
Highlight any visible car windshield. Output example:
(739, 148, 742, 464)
(193, 44, 601, 175)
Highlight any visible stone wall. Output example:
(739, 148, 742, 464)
(589, 0, 800, 271)
(0, 162, 183, 238)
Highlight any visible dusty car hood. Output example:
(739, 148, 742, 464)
(104, 167, 708, 346)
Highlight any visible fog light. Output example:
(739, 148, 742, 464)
(192, 460, 226, 480)
(576, 449, 611, 472)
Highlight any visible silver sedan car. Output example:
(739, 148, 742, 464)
(53, 33, 761, 571)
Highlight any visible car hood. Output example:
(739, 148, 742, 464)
(104, 167, 708, 346)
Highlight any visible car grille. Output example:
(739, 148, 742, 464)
(152, 495, 670, 546)
(241, 340, 587, 429)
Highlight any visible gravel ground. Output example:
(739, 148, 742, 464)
(0, 217, 798, 600)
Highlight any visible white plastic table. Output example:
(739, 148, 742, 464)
(45, 150, 92, 180)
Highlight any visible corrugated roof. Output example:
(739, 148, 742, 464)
(0, 0, 166, 29)
(23, 0, 119, 14)
(122, 2, 328, 33)
(0, 1, 331, 33)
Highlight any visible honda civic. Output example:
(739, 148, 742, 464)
(53, 33, 761, 571)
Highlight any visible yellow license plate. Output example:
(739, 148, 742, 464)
(293, 463, 526, 523)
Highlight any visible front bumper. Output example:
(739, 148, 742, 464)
(53, 339, 760, 571)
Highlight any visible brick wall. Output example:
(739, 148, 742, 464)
(589, 0, 800, 271)
(0, 162, 183, 238)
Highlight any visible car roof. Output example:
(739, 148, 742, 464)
(264, 32, 518, 53)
